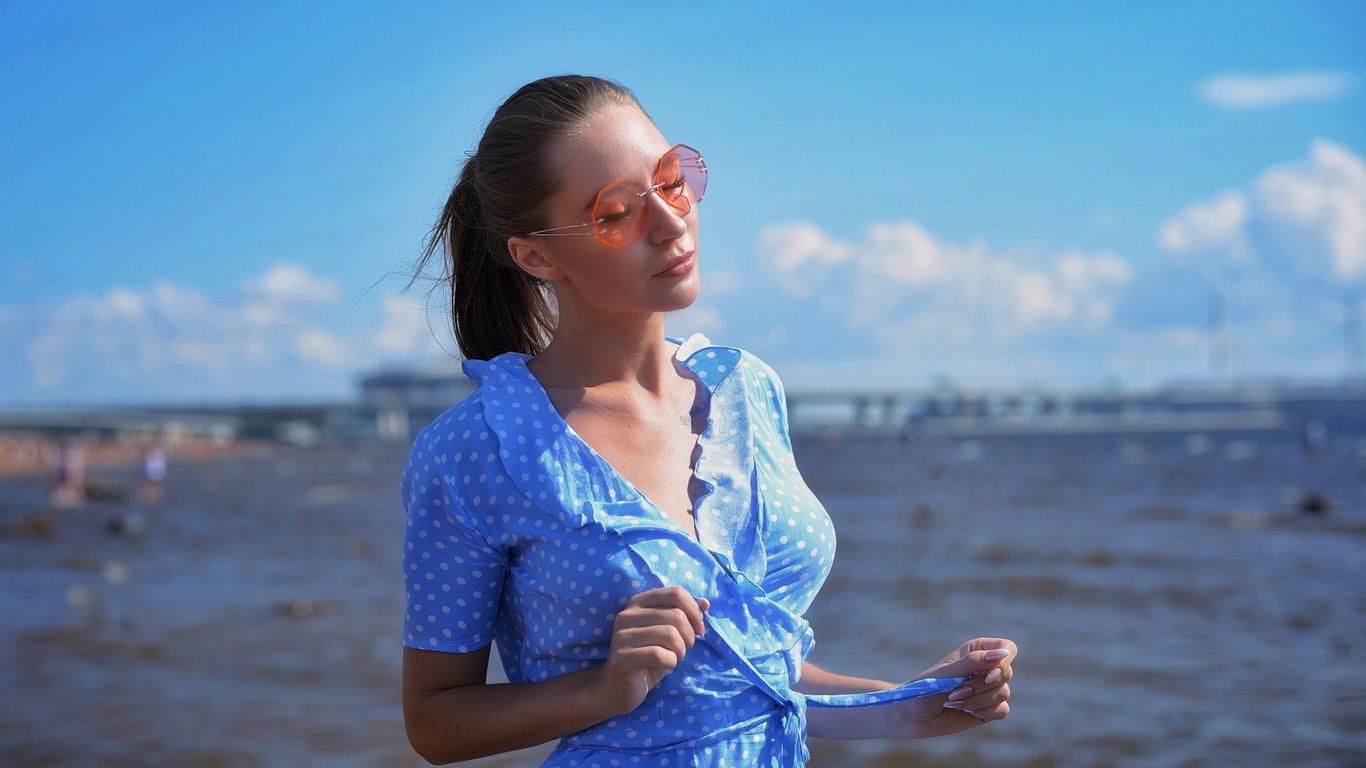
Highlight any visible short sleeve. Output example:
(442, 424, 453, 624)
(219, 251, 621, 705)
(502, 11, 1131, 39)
(401, 432, 508, 654)
(748, 354, 794, 453)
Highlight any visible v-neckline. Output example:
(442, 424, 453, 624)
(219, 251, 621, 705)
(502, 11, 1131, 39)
(515, 353, 715, 542)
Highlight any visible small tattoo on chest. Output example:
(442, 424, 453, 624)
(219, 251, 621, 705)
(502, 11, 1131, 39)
(679, 414, 691, 426)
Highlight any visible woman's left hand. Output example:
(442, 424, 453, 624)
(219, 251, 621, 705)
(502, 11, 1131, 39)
(894, 637, 1016, 739)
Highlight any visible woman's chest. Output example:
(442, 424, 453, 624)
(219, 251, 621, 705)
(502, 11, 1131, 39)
(492, 461, 834, 610)
(564, 411, 702, 533)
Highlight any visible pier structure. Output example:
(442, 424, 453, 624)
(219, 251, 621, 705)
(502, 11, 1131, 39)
(356, 365, 473, 442)
(785, 381, 1366, 435)
(0, 408, 241, 443)
(3, 379, 1361, 443)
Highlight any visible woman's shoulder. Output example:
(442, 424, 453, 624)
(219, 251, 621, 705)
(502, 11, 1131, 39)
(411, 386, 489, 449)
(401, 389, 521, 524)
(409, 350, 540, 448)
(403, 387, 505, 491)
(674, 333, 783, 384)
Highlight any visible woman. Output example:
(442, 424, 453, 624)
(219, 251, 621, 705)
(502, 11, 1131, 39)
(402, 75, 1016, 766)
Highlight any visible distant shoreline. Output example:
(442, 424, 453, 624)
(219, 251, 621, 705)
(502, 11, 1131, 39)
(0, 432, 276, 479)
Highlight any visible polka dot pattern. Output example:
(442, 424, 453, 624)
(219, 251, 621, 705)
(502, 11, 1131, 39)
(402, 335, 918, 767)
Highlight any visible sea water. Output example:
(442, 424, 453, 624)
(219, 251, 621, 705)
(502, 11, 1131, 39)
(1, 418, 1363, 767)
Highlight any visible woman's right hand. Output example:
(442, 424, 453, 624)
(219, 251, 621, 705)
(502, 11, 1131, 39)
(595, 586, 709, 714)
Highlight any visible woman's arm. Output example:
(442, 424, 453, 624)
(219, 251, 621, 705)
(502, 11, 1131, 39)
(402, 587, 708, 764)
(403, 645, 613, 763)
(799, 638, 1016, 741)
(793, 663, 904, 739)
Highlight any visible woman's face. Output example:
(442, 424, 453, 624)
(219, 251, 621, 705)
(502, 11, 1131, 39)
(524, 104, 701, 317)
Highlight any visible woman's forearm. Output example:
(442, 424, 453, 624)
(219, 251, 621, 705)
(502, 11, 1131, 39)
(405, 665, 617, 764)
(793, 662, 893, 695)
(405, 589, 709, 763)
(795, 662, 909, 739)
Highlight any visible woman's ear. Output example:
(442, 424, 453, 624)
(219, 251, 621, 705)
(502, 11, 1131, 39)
(507, 237, 566, 282)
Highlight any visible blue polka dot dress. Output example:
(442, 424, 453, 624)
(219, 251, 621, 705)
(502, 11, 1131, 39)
(402, 334, 962, 767)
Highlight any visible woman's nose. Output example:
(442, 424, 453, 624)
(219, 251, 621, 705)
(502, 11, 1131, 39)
(644, 191, 690, 244)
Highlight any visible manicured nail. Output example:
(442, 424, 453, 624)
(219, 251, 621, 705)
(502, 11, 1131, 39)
(943, 699, 967, 709)
(985, 668, 1002, 684)
(984, 649, 1010, 662)
(948, 685, 972, 701)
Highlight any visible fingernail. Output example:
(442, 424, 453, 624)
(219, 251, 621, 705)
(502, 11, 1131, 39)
(948, 685, 972, 701)
(984, 649, 1010, 661)
(943, 700, 967, 709)
(985, 668, 1002, 684)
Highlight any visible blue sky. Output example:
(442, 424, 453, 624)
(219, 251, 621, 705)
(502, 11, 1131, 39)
(2, 1, 1364, 404)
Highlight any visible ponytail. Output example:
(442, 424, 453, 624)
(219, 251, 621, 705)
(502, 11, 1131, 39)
(421, 159, 555, 361)
(414, 75, 643, 361)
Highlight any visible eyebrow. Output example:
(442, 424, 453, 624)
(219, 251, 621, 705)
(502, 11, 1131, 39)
(579, 187, 600, 215)
(576, 149, 664, 214)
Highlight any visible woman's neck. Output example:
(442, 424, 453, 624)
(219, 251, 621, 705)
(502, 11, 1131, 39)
(529, 312, 678, 392)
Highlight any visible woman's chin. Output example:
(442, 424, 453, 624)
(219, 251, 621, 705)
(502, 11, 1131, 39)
(664, 279, 702, 313)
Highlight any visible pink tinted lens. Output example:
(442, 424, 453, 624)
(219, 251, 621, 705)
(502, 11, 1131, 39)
(674, 145, 707, 204)
(590, 145, 707, 250)
(656, 145, 707, 214)
(592, 181, 645, 249)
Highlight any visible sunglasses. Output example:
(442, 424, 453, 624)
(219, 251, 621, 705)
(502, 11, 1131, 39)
(525, 144, 707, 250)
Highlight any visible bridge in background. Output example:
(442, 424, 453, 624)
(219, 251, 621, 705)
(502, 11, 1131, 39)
(785, 380, 1366, 434)
(3, 380, 1362, 441)
(0, 408, 242, 441)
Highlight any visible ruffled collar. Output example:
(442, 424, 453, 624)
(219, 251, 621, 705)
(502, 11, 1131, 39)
(460, 334, 759, 579)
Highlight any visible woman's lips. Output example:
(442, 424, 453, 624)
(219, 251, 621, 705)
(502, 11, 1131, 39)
(654, 253, 695, 278)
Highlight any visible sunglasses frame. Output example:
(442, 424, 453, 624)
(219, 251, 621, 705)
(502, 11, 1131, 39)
(525, 144, 707, 250)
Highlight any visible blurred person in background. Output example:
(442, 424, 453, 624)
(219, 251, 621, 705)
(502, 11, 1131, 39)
(139, 443, 167, 505)
(51, 438, 86, 509)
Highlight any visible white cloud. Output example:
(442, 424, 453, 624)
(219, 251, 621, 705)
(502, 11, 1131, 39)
(1155, 190, 1250, 262)
(295, 328, 352, 367)
(715, 171, 1356, 390)
(758, 221, 851, 298)
(713, 219, 1144, 389)
(242, 262, 342, 304)
(1156, 139, 1366, 283)
(1146, 142, 1366, 384)
(1255, 139, 1366, 281)
(150, 282, 210, 318)
(864, 222, 954, 287)
(756, 220, 1132, 339)
(1, 262, 365, 404)
(1198, 71, 1355, 110)
(9, 138, 1363, 404)
(370, 293, 451, 357)
(104, 287, 146, 320)
(0, 255, 500, 404)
